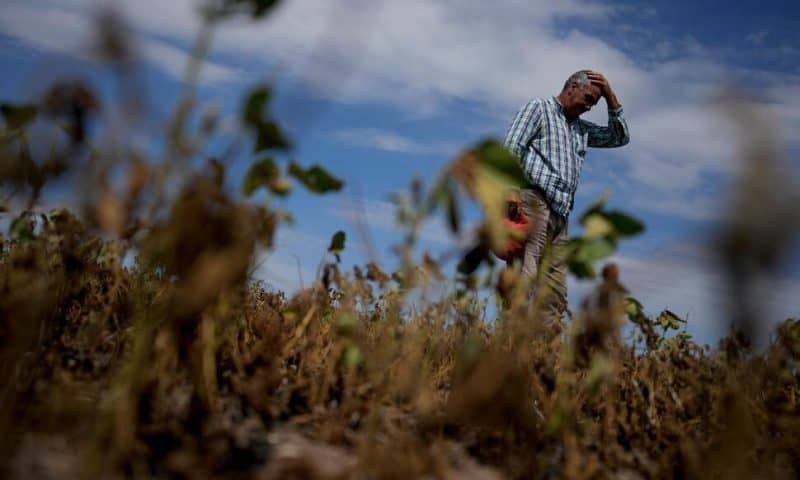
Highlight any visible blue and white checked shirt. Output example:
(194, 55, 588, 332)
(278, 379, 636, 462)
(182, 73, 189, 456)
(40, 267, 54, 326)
(503, 96, 630, 218)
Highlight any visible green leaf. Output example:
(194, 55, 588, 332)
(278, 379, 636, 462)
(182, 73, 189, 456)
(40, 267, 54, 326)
(424, 176, 446, 215)
(445, 187, 461, 234)
(606, 211, 645, 237)
(582, 213, 614, 239)
(625, 296, 646, 323)
(9, 214, 35, 242)
(288, 163, 344, 194)
(578, 192, 610, 224)
(568, 259, 596, 279)
(342, 343, 363, 368)
(47, 208, 71, 221)
(566, 237, 615, 279)
(269, 177, 292, 196)
(574, 238, 615, 263)
(206, 0, 282, 20)
(657, 310, 684, 330)
(335, 312, 357, 336)
(391, 270, 407, 288)
(428, 177, 461, 234)
(254, 120, 290, 152)
(586, 353, 613, 395)
(243, 87, 270, 126)
(242, 157, 291, 196)
(474, 139, 527, 187)
(457, 244, 489, 275)
(625, 296, 644, 316)
(242, 85, 290, 152)
(328, 230, 346, 254)
(0, 103, 38, 130)
(247, 0, 281, 17)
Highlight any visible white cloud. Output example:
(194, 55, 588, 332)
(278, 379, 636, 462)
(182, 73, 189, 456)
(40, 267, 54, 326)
(251, 226, 329, 292)
(619, 104, 740, 189)
(4, 1, 634, 107)
(0, 3, 85, 55)
(5, 3, 798, 216)
(330, 197, 463, 247)
(253, 249, 315, 292)
(628, 190, 721, 222)
(140, 39, 239, 84)
(606, 252, 800, 346)
(745, 31, 768, 46)
(0, 1, 239, 86)
(334, 128, 458, 155)
(199, 0, 795, 223)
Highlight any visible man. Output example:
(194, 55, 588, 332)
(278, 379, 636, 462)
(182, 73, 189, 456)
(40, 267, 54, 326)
(503, 70, 630, 318)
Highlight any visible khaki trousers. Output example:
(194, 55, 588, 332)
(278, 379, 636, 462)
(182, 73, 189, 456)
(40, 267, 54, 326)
(518, 188, 569, 318)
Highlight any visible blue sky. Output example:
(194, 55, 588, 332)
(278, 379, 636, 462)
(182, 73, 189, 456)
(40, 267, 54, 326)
(1, 0, 799, 345)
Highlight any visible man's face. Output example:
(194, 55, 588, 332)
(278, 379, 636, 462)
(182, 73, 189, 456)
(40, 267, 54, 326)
(565, 82, 602, 117)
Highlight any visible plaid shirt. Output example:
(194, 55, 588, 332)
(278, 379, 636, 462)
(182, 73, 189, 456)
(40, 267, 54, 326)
(503, 96, 629, 218)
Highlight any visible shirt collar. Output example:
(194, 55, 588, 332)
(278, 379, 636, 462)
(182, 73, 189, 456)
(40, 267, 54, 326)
(551, 96, 573, 122)
(551, 96, 564, 113)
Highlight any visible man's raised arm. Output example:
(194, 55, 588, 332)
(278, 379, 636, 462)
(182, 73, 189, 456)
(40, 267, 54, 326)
(582, 70, 630, 148)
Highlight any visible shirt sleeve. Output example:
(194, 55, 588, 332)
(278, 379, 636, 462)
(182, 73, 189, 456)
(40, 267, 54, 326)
(503, 99, 543, 160)
(582, 106, 630, 148)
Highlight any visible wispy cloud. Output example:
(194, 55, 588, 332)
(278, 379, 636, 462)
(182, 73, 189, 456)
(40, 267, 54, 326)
(253, 249, 315, 293)
(251, 226, 330, 292)
(140, 39, 240, 85)
(745, 31, 768, 46)
(0, 1, 239, 86)
(334, 128, 458, 155)
(628, 191, 720, 222)
(330, 197, 474, 248)
(0, 3, 85, 56)
(606, 251, 800, 345)
(3, 1, 799, 224)
(125, 2, 800, 224)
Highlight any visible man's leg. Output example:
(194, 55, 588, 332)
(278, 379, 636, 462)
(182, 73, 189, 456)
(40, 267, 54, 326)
(543, 218, 569, 318)
(520, 188, 551, 293)
(520, 188, 569, 320)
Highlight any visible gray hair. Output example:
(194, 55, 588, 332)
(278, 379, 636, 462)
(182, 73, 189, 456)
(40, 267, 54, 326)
(563, 70, 590, 90)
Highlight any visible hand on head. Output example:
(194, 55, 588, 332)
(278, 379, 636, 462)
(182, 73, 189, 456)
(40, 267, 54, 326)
(583, 70, 611, 98)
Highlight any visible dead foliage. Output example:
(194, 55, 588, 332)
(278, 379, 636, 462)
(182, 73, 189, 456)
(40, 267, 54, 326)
(2, 200, 799, 480)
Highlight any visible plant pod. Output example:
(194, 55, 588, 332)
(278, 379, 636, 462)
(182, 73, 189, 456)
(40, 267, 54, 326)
(491, 196, 529, 261)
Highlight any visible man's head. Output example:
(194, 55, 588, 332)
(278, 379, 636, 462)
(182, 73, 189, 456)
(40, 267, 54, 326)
(557, 70, 602, 119)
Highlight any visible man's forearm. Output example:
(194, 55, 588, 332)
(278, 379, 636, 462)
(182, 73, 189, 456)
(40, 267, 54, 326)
(605, 91, 621, 110)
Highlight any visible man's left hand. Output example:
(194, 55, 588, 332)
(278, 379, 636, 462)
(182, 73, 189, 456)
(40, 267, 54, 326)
(585, 70, 621, 110)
